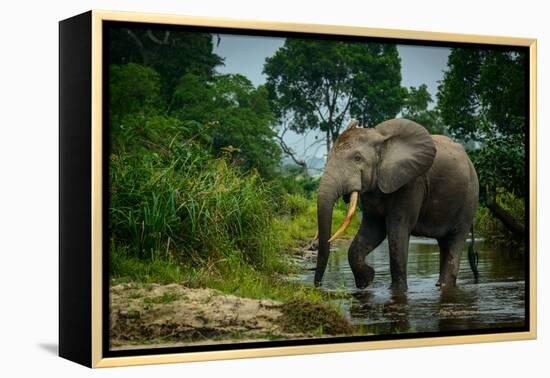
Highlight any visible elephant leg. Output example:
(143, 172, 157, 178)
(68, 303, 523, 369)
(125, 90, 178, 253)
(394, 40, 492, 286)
(436, 238, 448, 286)
(386, 221, 411, 290)
(348, 217, 386, 289)
(437, 232, 467, 287)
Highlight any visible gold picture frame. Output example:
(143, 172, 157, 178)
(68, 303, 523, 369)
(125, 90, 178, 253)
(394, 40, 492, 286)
(59, 9, 537, 368)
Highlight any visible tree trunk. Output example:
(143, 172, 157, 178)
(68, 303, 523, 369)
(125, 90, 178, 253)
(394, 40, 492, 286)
(486, 200, 525, 237)
(326, 128, 331, 156)
(485, 188, 525, 238)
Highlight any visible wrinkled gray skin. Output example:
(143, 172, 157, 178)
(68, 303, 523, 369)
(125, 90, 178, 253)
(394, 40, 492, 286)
(315, 119, 479, 290)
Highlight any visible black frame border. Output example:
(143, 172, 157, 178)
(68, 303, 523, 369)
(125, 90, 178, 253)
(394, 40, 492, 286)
(59, 11, 93, 367)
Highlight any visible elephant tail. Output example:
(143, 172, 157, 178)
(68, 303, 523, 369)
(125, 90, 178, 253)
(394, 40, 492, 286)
(468, 224, 480, 283)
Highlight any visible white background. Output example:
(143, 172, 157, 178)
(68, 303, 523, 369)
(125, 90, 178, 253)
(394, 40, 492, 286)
(0, 0, 547, 376)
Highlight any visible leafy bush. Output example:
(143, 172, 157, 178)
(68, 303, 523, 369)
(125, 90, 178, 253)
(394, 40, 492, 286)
(270, 170, 321, 204)
(282, 193, 310, 216)
(109, 64, 164, 132)
(470, 132, 526, 201)
(107, 62, 297, 299)
(170, 73, 282, 177)
(109, 115, 284, 273)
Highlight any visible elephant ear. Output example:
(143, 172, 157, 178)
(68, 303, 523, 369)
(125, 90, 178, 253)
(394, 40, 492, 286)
(375, 119, 436, 194)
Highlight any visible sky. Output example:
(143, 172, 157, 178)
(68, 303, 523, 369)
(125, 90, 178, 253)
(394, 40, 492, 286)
(213, 34, 450, 161)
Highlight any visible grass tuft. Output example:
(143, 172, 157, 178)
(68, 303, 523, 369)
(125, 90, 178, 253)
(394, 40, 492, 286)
(279, 298, 354, 335)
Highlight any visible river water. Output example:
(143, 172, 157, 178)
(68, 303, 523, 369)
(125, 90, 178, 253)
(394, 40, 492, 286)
(294, 237, 526, 334)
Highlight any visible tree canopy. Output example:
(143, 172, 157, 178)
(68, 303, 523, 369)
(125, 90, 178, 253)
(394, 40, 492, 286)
(437, 47, 527, 197)
(401, 84, 444, 135)
(437, 47, 527, 237)
(264, 39, 406, 153)
(108, 27, 223, 99)
(108, 28, 280, 177)
(171, 73, 280, 176)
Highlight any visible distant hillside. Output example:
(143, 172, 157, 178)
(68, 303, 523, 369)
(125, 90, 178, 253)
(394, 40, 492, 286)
(281, 155, 326, 177)
(305, 156, 325, 176)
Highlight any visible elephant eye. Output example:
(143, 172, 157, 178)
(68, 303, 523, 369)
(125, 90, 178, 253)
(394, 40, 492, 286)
(353, 154, 362, 162)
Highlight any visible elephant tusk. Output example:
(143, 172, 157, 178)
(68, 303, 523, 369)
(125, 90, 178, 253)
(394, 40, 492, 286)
(328, 191, 358, 243)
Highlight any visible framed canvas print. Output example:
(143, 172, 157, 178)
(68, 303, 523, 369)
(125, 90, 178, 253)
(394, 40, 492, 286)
(59, 10, 537, 368)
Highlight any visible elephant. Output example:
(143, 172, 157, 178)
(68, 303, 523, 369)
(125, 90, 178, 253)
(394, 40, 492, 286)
(315, 118, 479, 290)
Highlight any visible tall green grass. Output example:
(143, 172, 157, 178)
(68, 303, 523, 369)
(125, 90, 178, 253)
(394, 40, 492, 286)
(109, 115, 299, 299)
(110, 114, 281, 264)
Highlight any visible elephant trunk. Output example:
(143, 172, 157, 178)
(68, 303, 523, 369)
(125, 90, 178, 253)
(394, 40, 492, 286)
(314, 185, 338, 286)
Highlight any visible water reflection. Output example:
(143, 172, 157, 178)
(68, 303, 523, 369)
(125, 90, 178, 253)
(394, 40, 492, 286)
(295, 237, 526, 334)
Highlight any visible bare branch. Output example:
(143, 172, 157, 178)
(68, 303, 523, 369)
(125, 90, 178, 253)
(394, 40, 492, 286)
(333, 95, 353, 134)
(146, 30, 170, 45)
(311, 142, 327, 161)
(125, 29, 147, 64)
(274, 133, 309, 176)
(315, 104, 328, 123)
(303, 137, 325, 155)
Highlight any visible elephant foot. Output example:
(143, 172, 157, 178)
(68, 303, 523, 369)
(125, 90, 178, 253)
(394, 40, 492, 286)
(436, 275, 457, 289)
(435, 272, 457, 288)
(354, 265, 375, 289)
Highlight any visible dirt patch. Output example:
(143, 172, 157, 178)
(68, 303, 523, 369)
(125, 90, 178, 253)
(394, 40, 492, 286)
(110, 283, 353, 350)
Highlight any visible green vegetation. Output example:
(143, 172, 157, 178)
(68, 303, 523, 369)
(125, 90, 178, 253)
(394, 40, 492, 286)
(273, 194, 360, 248)
(109, 155, 359, 302)
(109, 119, 296, 300)
(279, 299, 354, 335)
(264, 39, 406, 154)
(108, 28, 305, 306)
(107, 49, 361, 305)
(437, 48, 526, 243)
(401, 84, 445, 135)
(108, 40, 361, 303)
(475, 188, 525, 246)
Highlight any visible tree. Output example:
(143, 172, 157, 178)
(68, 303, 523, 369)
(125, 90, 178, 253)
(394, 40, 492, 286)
(108, 27, 223, 100)
(437, 47, 527, 237)
(108, 63, 165, 152)
(438, 49, 526, 142)
(264, 39, 406, 155)
(172, 74, 281, 177)
(273, 116, 327, 177)
(109, 63, 163, 119)
(401, 84, 445, 135)
(108, 28, 281, 178)
(274, 129, 309, 177)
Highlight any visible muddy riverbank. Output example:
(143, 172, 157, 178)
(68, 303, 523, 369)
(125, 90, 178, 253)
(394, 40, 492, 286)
(110, 283, 353, 350)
